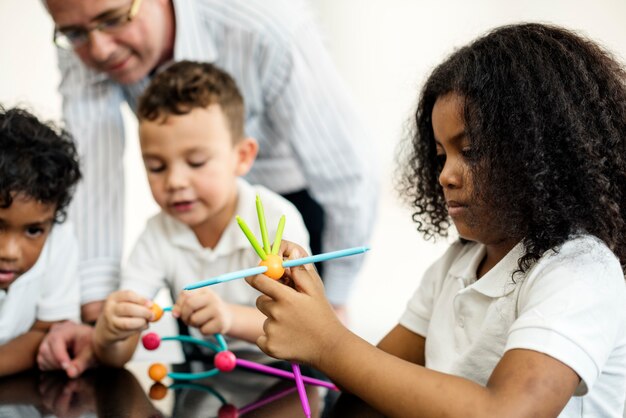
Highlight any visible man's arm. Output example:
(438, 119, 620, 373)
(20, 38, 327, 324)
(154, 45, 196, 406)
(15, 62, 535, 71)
(0, 320, 54, 377)
(56, 48, 126, 306)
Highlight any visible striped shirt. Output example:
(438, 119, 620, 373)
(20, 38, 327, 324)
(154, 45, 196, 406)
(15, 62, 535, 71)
(56, 0, 378, 305)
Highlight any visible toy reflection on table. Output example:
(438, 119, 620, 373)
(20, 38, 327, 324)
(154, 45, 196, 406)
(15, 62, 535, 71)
(150, 379, 304, 418)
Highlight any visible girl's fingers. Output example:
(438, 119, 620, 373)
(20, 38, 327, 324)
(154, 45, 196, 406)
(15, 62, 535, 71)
(246, 273, 293, 300)
(255, 294, 276, 317)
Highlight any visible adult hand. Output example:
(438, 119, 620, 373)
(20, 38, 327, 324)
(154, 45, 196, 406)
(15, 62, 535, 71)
(246, 240, 347, 367)
(37, 321, 96, 378)
(173, 289, 233, 336)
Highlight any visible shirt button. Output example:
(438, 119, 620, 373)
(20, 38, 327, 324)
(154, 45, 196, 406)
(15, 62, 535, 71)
(458, 317, 465, 328)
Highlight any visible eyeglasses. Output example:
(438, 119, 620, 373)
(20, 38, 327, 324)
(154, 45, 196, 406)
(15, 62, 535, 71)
(53, 0, 143, 49)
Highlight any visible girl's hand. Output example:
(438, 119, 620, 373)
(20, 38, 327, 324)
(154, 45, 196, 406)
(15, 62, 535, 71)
(173, 289, 233, 336)
(95, 290, 153, 345)
(246, 240, 347, 367)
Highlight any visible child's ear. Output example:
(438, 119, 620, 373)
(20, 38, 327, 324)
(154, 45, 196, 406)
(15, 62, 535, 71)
(234, 137, 258, 176)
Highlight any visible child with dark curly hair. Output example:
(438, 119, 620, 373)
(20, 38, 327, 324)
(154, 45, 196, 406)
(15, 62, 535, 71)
(0, 107, 82, 377)
(246, 23, 626, 417)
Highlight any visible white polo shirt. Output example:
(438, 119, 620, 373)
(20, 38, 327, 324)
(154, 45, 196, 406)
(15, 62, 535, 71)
(122, 179, 310, 301)
(0, 222, 80, 344)
(400, 235, 626, 417)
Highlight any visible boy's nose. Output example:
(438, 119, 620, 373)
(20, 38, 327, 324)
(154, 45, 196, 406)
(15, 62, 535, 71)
(0, 237, 20, 262)
(165, 166, 190, 190)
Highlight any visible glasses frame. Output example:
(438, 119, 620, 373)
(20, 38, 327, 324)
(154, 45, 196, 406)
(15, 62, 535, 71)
(53, 0, 143, 49)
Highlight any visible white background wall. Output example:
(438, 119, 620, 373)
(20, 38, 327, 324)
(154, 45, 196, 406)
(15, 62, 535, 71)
(1, 0, 626, 347)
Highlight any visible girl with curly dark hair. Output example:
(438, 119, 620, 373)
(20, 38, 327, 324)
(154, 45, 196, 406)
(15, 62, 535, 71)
(246, 23, 626, 417)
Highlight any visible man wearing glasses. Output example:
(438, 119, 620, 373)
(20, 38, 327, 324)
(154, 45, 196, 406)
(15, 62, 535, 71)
(38, 0, 377, 377)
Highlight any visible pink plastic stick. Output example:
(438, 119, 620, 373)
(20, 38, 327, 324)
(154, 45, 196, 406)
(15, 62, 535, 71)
(292, 363, 311, 417)
(235, 358, 338, 391)
(238, 386, 298, 415)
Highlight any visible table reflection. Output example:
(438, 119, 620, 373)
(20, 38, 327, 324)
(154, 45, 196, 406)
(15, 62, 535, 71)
(0, 358, 331, 417)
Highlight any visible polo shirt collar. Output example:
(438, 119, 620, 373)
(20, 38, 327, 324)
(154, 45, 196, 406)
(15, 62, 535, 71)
(172, 0, 218, 63)
(449, 241, 524, 298)
(166, 179, 260, 257)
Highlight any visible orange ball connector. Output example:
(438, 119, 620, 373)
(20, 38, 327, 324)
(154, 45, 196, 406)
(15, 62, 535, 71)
(150, 303, 164, 322)
(148, 362, 168, 381)
(259, 254, 284, 279)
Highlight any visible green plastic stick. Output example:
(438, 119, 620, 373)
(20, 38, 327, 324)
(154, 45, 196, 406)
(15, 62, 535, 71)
(236, 216, 267, 260)
(256, 195, 271, 253)
(271, 215, 286, 255)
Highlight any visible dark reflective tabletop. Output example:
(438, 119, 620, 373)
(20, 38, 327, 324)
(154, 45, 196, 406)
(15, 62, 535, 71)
(0, 355, 385, 418)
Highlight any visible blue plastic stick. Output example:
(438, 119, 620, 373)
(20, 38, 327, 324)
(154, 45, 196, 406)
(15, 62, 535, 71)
(184, 266, 268, 290)
(184, 247, 369, 290)
(282, 246, 369, 268)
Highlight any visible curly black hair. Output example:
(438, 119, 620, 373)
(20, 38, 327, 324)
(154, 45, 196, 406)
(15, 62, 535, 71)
(397, 23, 626, 273)
(0, 107, 81, 223)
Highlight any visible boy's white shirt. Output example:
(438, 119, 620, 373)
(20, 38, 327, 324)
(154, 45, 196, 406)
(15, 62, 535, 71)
(121, 179, 310, 347)
(0, 222, 81, 345)
(400, 235, 626, 418)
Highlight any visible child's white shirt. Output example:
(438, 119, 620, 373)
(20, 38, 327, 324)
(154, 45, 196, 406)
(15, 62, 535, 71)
(121, 179, 310, 348)
(0, 222, 80, 344)
(400, 235, 626, 417)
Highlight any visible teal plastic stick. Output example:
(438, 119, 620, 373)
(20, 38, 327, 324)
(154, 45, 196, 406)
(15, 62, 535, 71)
(168, 369, 220, 380)
(282, 246, 369, 268)
(184, 266, 268, 290)
(215, 333, 228, 351)
(162, 335, 221, 353)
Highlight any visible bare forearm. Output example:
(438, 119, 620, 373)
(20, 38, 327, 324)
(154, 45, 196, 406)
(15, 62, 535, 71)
(227, 304, 265, 343)
(0, 330, 47, 376)
(81, 301, 104, 324)
(92, 332, 140, 368)
(317, 329, 498, 418)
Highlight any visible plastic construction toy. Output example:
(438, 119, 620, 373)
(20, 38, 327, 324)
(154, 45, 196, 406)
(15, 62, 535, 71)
(183, 196, 369, 291)
(149, 380, 300, 418)
(146, 196, 366, 417)
(143, 330, 337, 418)
(143, 331, 335, 390)
(182, 195, 368, 417)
